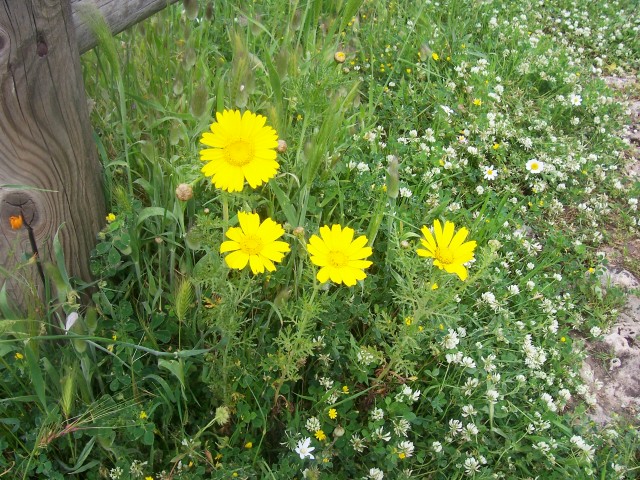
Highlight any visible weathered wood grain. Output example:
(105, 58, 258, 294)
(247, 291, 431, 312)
(71, 0, 180, 54)
(0, 0, 105, 310)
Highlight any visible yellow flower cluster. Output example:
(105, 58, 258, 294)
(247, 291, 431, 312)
(201, 110, 478, 284)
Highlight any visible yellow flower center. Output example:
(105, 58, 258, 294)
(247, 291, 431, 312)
(328, 250, 349, 268)
(225, 139, 254, 167)
(435, 247, 454, 265)
(530, 162, 539, 171)
(240, 235, 264, 255)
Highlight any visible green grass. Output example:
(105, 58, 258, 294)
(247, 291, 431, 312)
(1, 0, 639, 478)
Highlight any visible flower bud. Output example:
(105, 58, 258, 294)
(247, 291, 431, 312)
(333, 425, 345, 437)
(334, 51, 346, 63)
(277, 139, 288, 153)
(385, 155, 399, 199)
(175, 183, 193, 201)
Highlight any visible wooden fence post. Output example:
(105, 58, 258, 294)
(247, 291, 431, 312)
(0, 0, 179, 313)
(0, 0, 105, 311)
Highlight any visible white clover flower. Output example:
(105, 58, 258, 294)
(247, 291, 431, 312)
(461, 405, 477, 417)
(507, 285, 520, 295)
(374, 426, 391, 442)
(368, 468, 385, 480)
(350, 433, 367, 453)
(399, 187, 413, 198)
(432, 441, 443, 453)
(464, 423, 479, 437)
(590, 326, 602, 338)
(306, 417, 321, 432)
(540, 392, 557, 412)
(393, 418, 412, 437)
(464, 457, 481, 476)
(486, 389, 499, 404)
(449, 419, 463, 435)
(356, 162, 371, 173)
(371, 408, 385, 421)
(446, 352, 463, 364)
(295, 437, 315, 460)
(397, 440, 415, 457)
(476, 185, 485, 195)
(461, 356, 476, 369)
(463, 378, 479, 396)
(442, 329, 460, 349)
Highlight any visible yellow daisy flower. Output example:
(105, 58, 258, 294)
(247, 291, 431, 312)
(200, 109, 279, 192)
(417, 220, 477, 281)
(220, 212, 290, 274)
(307, 225, 373, 286)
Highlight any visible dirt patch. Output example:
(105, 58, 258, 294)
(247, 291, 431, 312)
(578, 75, 640, 425)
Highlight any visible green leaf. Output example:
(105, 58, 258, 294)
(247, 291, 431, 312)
(136, 207, 178, 227)
(24, 341, 47, 412)
(269, 182, 297, 226)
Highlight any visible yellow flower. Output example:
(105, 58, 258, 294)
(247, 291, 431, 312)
(315, 430, 327, 441)
(560, 336, 566, 343)
(220, 212, 290, 274)
(404, 316, 413, 326)
(432, 52, 439, 61)
(328, 408, 337, 420)
(399, 452, 406, 459)
(334, 51, 346, 63)
(307, 225, 373, 286)
(431, 282, 439, 290)
(245, 441, 253, 449)
(200, 109, 279, 192)
(417, 220, 477, 281)
(342, 385, 349, 394)
(473, 98, 482, 106)
(105, 213, 116, 223)
(145, 477, 154, 480)
(14, 352, 24, 360)
(139, 410, 148, 420)
(492, 143, 500, 150)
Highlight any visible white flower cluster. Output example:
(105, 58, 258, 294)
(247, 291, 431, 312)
(523, 334, 547, 370)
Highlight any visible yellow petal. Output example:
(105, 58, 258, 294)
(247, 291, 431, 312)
(420, 225, 437, 251)
(238, 212, 260, 234)
(225, 250, 249, 270)
(449, 227, 469, 250)
(220, 240, 240, 253)
(441, 221, 455, 247)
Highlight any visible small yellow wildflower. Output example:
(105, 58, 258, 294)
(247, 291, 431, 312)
(315, 430, 327, 441)
(431, 283, 439, 290)
(492, 143, 500, 150)
(588, 267, 595, 274)
(560, 337, 566, 343)
(432, 52, 439, 61)
(139, 410, 148, 420)
(106, 213, 116, 223)
(334, 51, 346, 63)
(145, 477, 154, 480)
(439, 323, 444, 330)
(245, 441, 253, 449)
(14, 352, 24, 360)
(404, 316, 413, 326)
(418, 326, 424, 332)
(342, 385, 349, 394)
(328, 409, 337, 420)
(112, 334, 117, 341)
(473, 98, 482, 106)
(406, 68, 412, 74)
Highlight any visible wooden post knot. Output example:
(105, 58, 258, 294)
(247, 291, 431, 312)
(1, 192, 38, 231)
